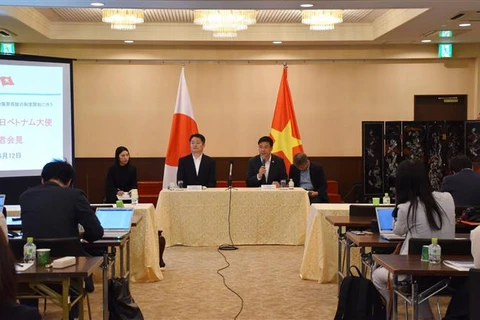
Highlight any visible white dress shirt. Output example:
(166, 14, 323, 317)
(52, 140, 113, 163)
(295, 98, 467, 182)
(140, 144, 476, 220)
(471, 225, 480, 268)
(192, 153, 203, 176)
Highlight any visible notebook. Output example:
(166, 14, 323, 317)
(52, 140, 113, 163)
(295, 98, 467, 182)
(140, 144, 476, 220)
(376, 207, 405, 240)
(96, 207, 134, 239)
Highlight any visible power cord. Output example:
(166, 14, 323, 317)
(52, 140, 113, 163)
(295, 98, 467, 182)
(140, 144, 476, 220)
(219, 186, 238, 250)
(217, 248, 244, 320)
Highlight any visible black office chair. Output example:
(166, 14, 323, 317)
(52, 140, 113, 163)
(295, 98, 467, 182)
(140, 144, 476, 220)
(406, 238, 471, 319)
(469, 268, 480, 319)
(9, 237, 93, 320)
(408, 238, 472, 256)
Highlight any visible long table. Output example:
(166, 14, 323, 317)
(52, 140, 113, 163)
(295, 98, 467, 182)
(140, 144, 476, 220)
(155, 188, 310, 247)
(6, 203, 162, 283)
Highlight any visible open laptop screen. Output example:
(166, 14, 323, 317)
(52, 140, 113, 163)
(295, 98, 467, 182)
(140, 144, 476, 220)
(96, 208, 133, 230)
(0, 194, 5, 214)
(376, 207, 395, 232)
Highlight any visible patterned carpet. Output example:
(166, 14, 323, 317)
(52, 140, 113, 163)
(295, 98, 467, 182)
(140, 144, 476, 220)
(41, 245, 448, 319)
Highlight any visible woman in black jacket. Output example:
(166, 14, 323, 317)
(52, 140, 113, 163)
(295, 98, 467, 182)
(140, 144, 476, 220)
(105, 146, 138, 203)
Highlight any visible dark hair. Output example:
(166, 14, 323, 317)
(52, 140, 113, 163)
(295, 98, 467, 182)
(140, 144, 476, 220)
(395, 160, 445, 232)
(0, 228, 16, 302)
(189, 133, 205, 144)
(41, 160, 76, 185)
(449, 155, 472, 173)
(293, 153, 308, 166)
(115, 146, 130, 166)
(258, 136, 273, 147)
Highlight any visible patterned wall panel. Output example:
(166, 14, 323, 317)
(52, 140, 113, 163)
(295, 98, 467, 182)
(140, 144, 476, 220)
(427, 121, 445, 191)
(465, 121, 480, 163)
(402, 122, 427, 163)
(445, 121, 465, 171)
(384, 122, 402, 196)
(362, 122, 384, 196)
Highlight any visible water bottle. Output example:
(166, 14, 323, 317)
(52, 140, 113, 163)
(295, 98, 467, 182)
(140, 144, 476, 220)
(383, 193, 390, 205)
(429, 238, 441, 264)
(23, 237, 36, 263)
(288, 179, 294, 190)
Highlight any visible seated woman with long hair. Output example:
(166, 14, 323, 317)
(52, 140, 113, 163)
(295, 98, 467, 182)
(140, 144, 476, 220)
(0, 228, 41, 320)
(372, 160, 456, 320)
(104, 146, 137, 203)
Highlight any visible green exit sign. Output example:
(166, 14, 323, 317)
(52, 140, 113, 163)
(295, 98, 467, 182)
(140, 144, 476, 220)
(438, 44, 453, 58)
(0, 43, 15, 54)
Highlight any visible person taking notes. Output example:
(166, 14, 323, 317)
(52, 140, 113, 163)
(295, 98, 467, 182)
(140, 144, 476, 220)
(105, 146, 138, 203)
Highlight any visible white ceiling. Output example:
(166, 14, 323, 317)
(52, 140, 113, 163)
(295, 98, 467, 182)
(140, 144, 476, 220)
(0, 1, 478, 46)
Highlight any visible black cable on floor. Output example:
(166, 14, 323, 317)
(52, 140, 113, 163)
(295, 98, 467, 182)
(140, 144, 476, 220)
(217, 248, 244, 320)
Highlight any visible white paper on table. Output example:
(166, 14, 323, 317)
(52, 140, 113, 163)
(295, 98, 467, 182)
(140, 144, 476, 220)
(15, 262, 34, 272)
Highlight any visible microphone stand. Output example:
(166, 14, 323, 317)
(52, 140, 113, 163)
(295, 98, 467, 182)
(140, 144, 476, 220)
(219, 162, 238, 251)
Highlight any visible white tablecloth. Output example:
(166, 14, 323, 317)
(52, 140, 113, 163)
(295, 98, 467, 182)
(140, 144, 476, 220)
(155, 188, 310, 247)
(300, 204, 362, 283)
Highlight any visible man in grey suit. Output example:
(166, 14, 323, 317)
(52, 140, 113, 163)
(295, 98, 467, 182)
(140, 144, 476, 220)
(441, 155, 480, 207)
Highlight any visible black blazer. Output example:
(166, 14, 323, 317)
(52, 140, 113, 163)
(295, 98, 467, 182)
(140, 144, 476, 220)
(0, 303, 41, 320)
(20, 182, 104, 243)
(177, 154, 216, 187)
(246, 154, 287, 187)
(289, 161, 329, 203)
(105, 164, 138, 203)
(441, 169, 480, 207)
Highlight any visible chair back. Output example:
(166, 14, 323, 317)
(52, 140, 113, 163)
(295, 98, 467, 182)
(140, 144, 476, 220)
(470, 268, 480, 319)
(408, 238, 471, 255)
(9, 237, 85, 260)
(349, 205, 377, 217)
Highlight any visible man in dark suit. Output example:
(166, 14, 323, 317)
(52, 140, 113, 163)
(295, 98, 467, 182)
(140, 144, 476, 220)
(19, 160, 103, 320)
(177, 133, 216, 187)
(441, 155, 480, 207)
(289, 153, 329, 203)
(246, 136, 287, 187)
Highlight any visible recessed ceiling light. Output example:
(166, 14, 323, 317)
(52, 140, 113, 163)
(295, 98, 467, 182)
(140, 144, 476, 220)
(273, 41, 282, 44)
(421, 39, 432, 43)
(459, 23, 471, 27)
(124, 40, 134, 44)
(300, 4, 314, 8)
(90, 2, 104, 6)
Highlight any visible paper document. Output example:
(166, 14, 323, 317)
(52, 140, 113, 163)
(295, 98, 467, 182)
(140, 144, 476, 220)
(15, 262, 34, 272)
(443, 260, 474, 271)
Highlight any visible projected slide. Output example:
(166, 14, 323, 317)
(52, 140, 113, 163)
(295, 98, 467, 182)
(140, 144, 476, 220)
(0, 57, 73, 177)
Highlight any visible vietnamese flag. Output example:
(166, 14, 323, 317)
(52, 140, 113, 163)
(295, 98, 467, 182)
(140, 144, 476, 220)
(163, 67, 199, 188)
(269, 66, 304, 173)
(0, 76, 14, 86)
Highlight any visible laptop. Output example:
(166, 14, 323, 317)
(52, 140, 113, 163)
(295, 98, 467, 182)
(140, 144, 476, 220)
(0, 194, 5, 216)
(375, 207, 405, 240)
(96, 207, 134, 239)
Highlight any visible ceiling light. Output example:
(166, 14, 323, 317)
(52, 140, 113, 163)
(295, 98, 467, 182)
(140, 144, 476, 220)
(124, 40, 134, 43)
(421, 39, 432, 43)
(459, 23, 471, 27)
(193, 10, 257, 38)
(90, 2, 104, 6)
(301, 10, 343, 31)
(273, 41, 282, 44)
(102, 9, 145, 30)
(300, 4, 314, 8)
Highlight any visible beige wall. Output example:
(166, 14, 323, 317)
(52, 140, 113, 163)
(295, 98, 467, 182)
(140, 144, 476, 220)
(19, 44, 480, 158)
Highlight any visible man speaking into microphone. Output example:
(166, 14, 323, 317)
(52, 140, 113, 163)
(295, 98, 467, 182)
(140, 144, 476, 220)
(246, 136, 287, 187)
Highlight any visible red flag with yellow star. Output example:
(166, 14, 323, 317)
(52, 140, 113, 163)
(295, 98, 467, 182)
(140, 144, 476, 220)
(270, 67, 304, 173)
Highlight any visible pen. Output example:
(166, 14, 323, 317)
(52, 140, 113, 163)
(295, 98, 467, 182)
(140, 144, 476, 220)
(16, 263, 24, 267)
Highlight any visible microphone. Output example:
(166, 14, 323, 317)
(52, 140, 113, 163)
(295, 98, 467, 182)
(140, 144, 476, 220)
(228, 161, 233, 188)
(260, 157, 265, 167)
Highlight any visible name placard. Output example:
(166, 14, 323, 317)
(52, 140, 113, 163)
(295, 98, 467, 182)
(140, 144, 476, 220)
(261, 184, 276, 190)
(186, 185, 203, 190)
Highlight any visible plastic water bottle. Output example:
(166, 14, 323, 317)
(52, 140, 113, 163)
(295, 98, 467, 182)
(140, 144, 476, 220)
(23, 237, 36, 262)
(288, 179, 294, 190)
(429, 238, 441, 264)
(383, 193, 390, 205)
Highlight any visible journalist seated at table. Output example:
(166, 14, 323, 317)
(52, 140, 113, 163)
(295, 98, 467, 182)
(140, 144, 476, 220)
(246, 136, 287, 188)
(19, 160, 104, 320)
(289, 152, 329, 203)
(0, 228, 42, 320)
(105, 146, 138, 203)
(441, 155, 480, 207)
(372, 160, 455, 320)
(177, 133, 216, 187)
